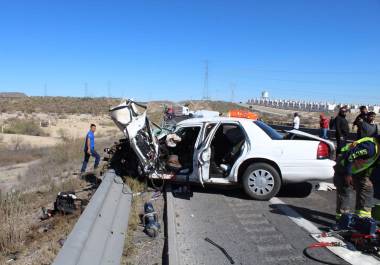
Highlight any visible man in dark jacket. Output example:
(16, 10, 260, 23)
(335, 107, 349, 154)
(361, 112, 378, 138)
(353, 106, 368, 140)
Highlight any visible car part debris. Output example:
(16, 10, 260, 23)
(172, 185, 192, 199)
(305, 214, 380, 264)
(204, 237, 235, 264)
(166, 154, 182, 171)
(54, 191, 79, 214)
(166, 133, 181, 148)
(6, 252, 19, 263)
(143, 202, 161, 237)
(40, 191, 86, 220)
(315, 182, 336, 191)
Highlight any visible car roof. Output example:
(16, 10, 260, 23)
(177, 116, 254, 126)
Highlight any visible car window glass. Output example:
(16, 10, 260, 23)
(254, 121, 283, 140)
(204, 123, 217, 139)
(175, 126, 201, 141)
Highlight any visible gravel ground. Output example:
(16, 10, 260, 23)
(123, 190, 166, 265)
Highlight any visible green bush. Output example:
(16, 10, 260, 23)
(4, 118, 47, 136)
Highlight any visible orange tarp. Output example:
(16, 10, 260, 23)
(227, 109, 258, 120)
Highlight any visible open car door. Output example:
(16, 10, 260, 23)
(195, 122, 221, 185)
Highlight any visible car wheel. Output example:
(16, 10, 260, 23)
(242, 163, 281, 200)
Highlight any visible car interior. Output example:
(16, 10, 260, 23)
(209, 124, 245, 178)
(170, 126, 201, 172)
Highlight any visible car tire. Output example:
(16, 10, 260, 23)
(242, 163, 281, 200)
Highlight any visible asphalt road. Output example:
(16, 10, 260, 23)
(171, 183, 350, 265)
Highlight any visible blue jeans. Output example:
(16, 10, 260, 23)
(81, 150, 100, 173)
(320, 128, 328, 139)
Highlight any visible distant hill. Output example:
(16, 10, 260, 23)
(0, 92, 27, 98)
(0, 96, 253, 120)
(0, 96, 120, 114)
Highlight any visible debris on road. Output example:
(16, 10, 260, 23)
(204, 237, 235, 264)
(142, 202, 161, 238)
(315, 182, 337, 191)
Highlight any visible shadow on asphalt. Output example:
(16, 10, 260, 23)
(269, 204, 336, 228)
(173, 182, 314, 200)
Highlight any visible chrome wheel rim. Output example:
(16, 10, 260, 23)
(248, 169, 275, 195)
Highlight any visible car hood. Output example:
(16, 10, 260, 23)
(286, 129, 335, 151)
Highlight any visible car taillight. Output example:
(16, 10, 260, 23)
(317, 142, 330, 159)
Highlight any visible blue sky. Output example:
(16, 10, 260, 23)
(0, 0, 379, 103)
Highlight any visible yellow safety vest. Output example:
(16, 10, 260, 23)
(340, 137, 380, 175)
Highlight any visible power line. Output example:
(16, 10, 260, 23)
(203, 60, 209, 100)
(84, 82, 88, 98)
(230, 83, 235, 102)
(107, 81, 111, 98)
(242, 68, 380, 75)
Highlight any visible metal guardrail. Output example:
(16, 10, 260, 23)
(53, 169, 132, 265)
(269, 124, 357, 141)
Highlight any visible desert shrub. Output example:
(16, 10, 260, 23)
(4, 118, 47, 136)
(57, 128, 70, 141)
(0, 192, 27, 253)
(11, 136, 25, 151)
(98, 120, 115, 127)
(0, 147, 45, 167)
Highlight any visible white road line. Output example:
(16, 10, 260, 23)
(269, 197, 380, 265)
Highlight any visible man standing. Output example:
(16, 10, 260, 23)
(293, 112, 300, 130)
(353, 106, 368, 140)
(335, 107, 349, 154)
(81, 124, 100, 174)
(319, 114, 329, 139)
(361, 112, 378, 138)
(334, 136, 380, 219)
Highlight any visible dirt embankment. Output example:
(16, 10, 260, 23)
(0, 137, 115, 265)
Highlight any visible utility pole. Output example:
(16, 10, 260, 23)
(203, 60, 209, 100)
(107, 81, 111, 98)
(84, 82, 88, 98)
(44, 83, 47, 97)
(230, 83, 236, 102)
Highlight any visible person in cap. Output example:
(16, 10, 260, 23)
(335, 107, 349, 154)
(353, 106, 368, 140)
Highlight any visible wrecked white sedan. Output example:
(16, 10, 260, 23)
(108, 100, 336, 200)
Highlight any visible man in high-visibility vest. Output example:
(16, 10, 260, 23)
(334, 136, 380, 219)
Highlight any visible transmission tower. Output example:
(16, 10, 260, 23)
(44, 83, 47, 97)
(107, 81, 111, 98)
(203, 60, 209, 100)
(84, 82, 88, 98)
